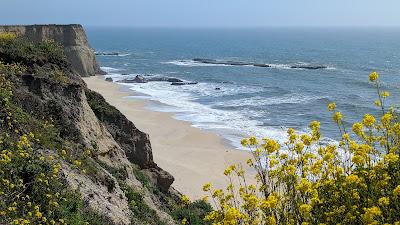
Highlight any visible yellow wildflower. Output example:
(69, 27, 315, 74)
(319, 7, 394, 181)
(369, 71, 378, 82)
(363, 114, 376, 127)
(362, 206, 381, 223)
(202, 183, 212, 192)
(378, 197, 389, 206)
(384, 153, 399, 163)
(393, 185, 400, 197)
(327, 102, 336, 111)
(73, 160, 81, 167)
(181, 218, 187, 225)
(333, 111, 342, 123)
(240, 138, 249, 146)
(263, 139, 280, 153)
(346, 174, 361, 184)
(299, 204, 312, 215)
(381, 91, 390, 98)
(181, 195, 190, 205)
(249, 136, 258, 145)
(381, 113, 392, 126)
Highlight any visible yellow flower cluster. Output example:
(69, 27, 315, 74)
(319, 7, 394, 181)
(0, 77, 88, 224)
(0, 133, 67, 224)
(202, 72, 400, 224)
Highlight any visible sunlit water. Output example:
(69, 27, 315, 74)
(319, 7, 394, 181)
(87, 27, 400, 149)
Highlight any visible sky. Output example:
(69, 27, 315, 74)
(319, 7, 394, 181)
(1, 0, 400, 28)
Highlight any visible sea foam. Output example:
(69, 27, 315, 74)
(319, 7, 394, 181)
(119, 81, 292, 149)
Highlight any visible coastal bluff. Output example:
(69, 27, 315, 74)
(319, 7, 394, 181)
(0, 24, 104, 77)
(0, 24, 200, 224)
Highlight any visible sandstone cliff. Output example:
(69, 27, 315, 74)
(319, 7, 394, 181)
(0, 24, 104, 77)
(0, 25, 211, 224)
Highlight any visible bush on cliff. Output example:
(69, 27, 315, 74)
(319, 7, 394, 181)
(0, 33, 112, 224)
(0, 74, 110, 224)
(0, 32, 67, 70)
(0, 32, 71, 83)
(202, 72, 400, 225)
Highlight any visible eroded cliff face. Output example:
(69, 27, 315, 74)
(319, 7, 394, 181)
(12, 74, 176, 224)
(0, 25, 185, 224)
(0, 24, 104, 77)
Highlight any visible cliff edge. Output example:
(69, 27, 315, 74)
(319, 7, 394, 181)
(0, 25, 212, 224)
(0, 24, 104, 77)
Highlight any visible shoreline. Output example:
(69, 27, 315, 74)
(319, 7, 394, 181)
(83, 76, 253, 200)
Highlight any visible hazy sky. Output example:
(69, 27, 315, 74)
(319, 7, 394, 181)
(1, 0, 400, 28)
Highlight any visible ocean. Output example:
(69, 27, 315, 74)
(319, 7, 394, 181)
(87, 27, 400, 149)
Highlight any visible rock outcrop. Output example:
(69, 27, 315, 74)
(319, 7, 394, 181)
(0, 24, 104, 77)
(116, 75, 184, 84)
(192, 58, 328, 70)
(0, 25, 192, 225)
(11, 71, 177, 224)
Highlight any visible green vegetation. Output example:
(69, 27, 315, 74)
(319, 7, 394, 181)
(172, 200, 212, 225)
(0, 32, 70, 83)
(202, 72, 400, 224)
(86, 89, 121, 122)
(119, 182, 167, 225)
(0, 33, 67, 70)
(0, 33, 111, 224)
(0, 75, 109, 224)
(1, 31, 213, 225)
(98, 160, 166, 225)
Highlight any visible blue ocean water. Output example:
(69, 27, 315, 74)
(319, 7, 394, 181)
(87, 27, 400, 148)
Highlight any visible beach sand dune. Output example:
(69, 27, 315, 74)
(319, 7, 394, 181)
(84, 76, 253, 200)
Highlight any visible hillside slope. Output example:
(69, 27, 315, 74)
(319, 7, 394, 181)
(0, 27, 210, 225)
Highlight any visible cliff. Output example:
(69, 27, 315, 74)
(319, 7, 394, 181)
(0, 24, 104, 77)
(0, 26, 211, 224)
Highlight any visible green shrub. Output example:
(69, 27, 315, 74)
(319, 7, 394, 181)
(119, 182, 166, 225)
(202, 72, 400, 225)
(0, 33, 71, 84)
(0, 75, 110, 224)
(172, 200, 212, 225)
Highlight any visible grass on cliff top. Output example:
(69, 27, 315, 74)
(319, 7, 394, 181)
(0, 32, 71, 84)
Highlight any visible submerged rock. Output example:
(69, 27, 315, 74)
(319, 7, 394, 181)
(95, 52, 120, 56)
(147, 77, 183, 82)
(117, 75, 147, 83)
(290, 64, 327, 70)
(171, 82, 198, 86)
(253, 63, 271, 68)
(192, 58, 328, 70)
(117, 75, 185, 84)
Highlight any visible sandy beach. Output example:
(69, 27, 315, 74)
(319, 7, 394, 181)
(83, 76, 253, 200)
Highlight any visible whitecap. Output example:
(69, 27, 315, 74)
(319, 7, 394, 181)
(100, 66, 122, 73)
(213, 94, 325, 108)
(124, 81, 294, 149)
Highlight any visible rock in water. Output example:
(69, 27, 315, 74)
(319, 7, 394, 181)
(147, 77, 183, 82)
(95, 52, 120, 56)
(117, 75, 148, 83)
(117, 75, 185, 84)
(105, 77, 113, 82)
(171, 82, 198, 86)
(253, 63, 271, 68)
(290, 64, 327, 70)
(133, 75, 147, 83)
